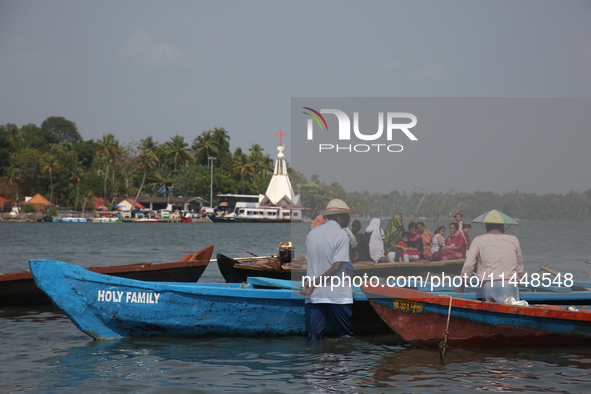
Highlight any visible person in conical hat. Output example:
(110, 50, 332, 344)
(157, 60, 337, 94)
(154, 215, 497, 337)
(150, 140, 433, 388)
(300, 199, 358, 342)
(454, 211, 523, 303)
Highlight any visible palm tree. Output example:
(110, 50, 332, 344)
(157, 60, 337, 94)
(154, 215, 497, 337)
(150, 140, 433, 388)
(192, 130, 219, 166)
(152, 168, 174, 206)
(163, 135, 192, 198)
(69, 167, 86, 211)
(163, 135, 192, 170)
(0, 166, 24, 214)
(212, 127, 230, 152)
(93, 133, 120, 201)
(40, 156, 62, 205)
(140, 136, 162, 166)
(232, 153, 255, 194)
(131, 149, 159, 212)
(248, 144, 274, 183)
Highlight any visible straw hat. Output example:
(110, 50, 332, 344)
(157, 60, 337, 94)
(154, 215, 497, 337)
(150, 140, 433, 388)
(318, 199, 358, 216)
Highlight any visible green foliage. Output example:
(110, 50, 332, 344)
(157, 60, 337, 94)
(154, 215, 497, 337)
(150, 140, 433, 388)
(3, 117, 591, 220)
(73, 140, 96, 169)
(24, 204, 35, 213)
(41, 116, 82, 145)
(48, 207, 57, 217)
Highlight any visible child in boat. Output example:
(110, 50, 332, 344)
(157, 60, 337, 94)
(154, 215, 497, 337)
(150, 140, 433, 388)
(431, 225, 445, 254)
(396, 232, 421, 262)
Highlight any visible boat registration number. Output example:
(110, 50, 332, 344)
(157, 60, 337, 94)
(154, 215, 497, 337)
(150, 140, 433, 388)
(392, 299, 423, 313)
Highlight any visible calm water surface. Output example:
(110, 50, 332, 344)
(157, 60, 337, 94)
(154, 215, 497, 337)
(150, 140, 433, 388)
(1, 221, 591, 393)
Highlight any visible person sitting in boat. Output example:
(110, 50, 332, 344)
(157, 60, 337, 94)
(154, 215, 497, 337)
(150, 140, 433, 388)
(462, 223, 472, 256)
(431, 225, 446, 254)
(349, 220, 371, 262)
(455, 221, 523, 303)
(407, 222, 424, 260)
(365, 218, 385, 263)
(394, 231, 422, 262)
(416, 221, 434, 260)
(432, 222, 466, 261)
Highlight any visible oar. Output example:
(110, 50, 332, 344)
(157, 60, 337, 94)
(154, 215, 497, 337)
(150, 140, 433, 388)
(208, 255, 275, 262)
(539, 264, 591, 290)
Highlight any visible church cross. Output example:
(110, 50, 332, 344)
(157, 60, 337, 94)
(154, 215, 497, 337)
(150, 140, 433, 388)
(276, 129, 286, 145)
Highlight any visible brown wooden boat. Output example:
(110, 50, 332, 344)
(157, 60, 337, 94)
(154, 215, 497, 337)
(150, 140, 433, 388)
(0, 245, 214, 307)
(217, 252, 464, 283)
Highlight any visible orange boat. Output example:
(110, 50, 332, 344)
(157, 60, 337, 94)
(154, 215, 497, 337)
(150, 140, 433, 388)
(0, 245, 213, 307)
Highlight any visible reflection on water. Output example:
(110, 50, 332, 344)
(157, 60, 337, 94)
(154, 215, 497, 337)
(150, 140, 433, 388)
(16, 334, 591, 393)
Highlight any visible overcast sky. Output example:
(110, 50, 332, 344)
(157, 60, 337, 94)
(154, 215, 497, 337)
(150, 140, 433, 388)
(1, 0, 590, 194)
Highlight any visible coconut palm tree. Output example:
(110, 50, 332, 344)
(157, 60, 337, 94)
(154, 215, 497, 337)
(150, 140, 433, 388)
(163, 135, 192, 170)
(152, 168, 174, 206)
(40, 156, 62, 205)
(192, 130, 219, 166)
(0, 166, 24, 214)
(232, 153, 255, 194)
(163, 135, 192, 198)
(93, 133, 120, 201)
(131, 149, 159, 212)
(69, 166, 86, 211)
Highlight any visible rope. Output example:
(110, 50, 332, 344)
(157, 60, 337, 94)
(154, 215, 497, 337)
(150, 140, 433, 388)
(438, 295, 453, 363)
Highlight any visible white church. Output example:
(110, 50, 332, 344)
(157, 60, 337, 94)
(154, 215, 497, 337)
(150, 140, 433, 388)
(231, 131, 305, 222)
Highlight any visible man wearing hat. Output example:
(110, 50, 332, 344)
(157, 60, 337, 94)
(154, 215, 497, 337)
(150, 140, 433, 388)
(300, 199, 358, 342)
(455, 213, 524, 303)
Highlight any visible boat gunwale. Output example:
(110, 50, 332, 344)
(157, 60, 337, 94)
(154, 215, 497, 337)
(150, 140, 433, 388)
(362, 284, 591, 322)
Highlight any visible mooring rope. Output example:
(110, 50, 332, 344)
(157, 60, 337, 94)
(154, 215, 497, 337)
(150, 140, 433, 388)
(438, 295, 453, 363)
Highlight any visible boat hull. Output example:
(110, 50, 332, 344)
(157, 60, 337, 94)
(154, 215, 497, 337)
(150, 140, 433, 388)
(217, 253, 464, 283)
(30, 260, 307, 340)
(0, 245, 213, 307)
(364, 285, 591, 347)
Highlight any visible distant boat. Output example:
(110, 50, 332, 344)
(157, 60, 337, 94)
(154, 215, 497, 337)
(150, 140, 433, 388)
(362, 284, 591, 347)
(0, 245, 213, 307)
(53, 217, 88, 223)
(90, 217, 122, 223)
(134, 218, 159, 223)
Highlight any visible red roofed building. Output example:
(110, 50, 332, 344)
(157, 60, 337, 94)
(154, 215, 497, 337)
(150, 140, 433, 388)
(116, 198, 145, 211)
(25, 193, 52, 211)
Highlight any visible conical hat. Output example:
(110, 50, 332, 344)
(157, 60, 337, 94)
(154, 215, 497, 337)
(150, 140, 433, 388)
(318, 199, 358, 216)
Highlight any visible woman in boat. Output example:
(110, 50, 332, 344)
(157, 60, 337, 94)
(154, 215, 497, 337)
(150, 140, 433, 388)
(349, 220, 372, 262)
(406, 222, 424, 260)
(383, 214, 404, 254)
(462, 223, 472, 256)
(432, 222, 466, 261)
(416, 221, 434, 260)
(365, 218, 385, 263)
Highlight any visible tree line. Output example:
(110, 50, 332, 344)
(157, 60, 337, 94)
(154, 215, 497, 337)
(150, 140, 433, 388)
(294, 175, 591, 222)
(0, 117, 275, 211)
(2, 116, 590, 221)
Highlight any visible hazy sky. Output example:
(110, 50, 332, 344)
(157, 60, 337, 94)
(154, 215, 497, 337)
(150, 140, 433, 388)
(1, 1, 590, 194)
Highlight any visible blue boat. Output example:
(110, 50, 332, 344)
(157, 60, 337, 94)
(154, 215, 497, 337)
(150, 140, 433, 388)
(29, 259, 311, 340)
(30, 259, 395, 340)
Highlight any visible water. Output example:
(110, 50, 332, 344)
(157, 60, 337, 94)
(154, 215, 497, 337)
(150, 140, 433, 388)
(2, 221, 591, 393)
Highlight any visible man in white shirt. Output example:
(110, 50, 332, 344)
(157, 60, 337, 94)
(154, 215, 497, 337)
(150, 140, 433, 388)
(300, 199, 358, 342)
